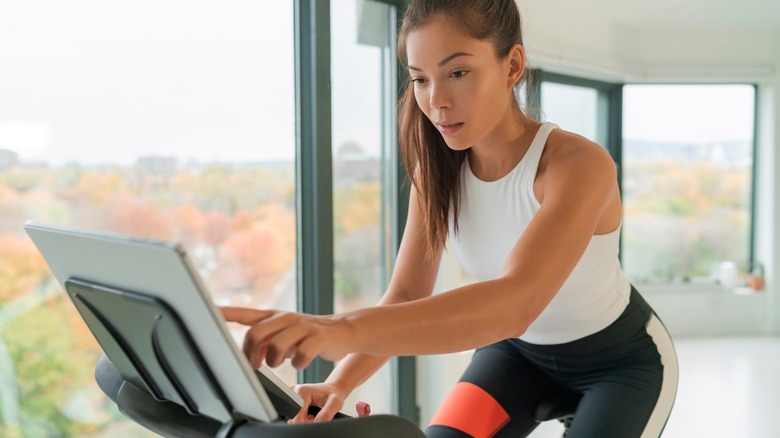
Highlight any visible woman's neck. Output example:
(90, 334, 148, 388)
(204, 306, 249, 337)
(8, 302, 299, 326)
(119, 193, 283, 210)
(468, 106, 539, 182)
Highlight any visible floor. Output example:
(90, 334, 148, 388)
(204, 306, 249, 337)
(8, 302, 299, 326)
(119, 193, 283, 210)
(530, 336, 780, 437)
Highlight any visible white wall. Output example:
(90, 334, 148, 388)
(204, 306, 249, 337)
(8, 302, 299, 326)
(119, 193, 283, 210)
(763, 80, 779, 333)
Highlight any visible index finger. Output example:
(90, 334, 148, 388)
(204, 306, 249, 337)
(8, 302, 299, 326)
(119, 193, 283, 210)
(313, 395, 341, 423)
(219, 306, 276, 326)
(291, 395, 313, 423)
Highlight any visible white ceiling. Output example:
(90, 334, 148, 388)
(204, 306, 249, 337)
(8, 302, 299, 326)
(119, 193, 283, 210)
(521, 0, 780, 30)
(517, 0, 779, 82)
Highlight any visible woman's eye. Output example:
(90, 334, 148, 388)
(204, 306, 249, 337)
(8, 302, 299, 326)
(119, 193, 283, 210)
(411, 77, 426, 85)
(451, 70, 468, 79)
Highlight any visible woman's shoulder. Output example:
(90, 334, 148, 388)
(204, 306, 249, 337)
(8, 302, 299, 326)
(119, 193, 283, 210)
(545, 126, 603, 155)
(543, 126, 616, 179)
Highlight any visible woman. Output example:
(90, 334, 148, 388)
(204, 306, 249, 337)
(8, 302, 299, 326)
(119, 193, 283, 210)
(222, 0, 678, 436)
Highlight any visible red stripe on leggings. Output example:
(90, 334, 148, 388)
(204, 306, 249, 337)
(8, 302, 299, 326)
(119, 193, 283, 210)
(429, 382, 509, 438)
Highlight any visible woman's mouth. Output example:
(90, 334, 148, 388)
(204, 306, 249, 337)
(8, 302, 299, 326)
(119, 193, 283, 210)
(437, 122, 464, 135)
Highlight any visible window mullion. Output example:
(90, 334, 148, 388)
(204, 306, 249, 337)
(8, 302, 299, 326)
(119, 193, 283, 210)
(294, 0, 334, 384)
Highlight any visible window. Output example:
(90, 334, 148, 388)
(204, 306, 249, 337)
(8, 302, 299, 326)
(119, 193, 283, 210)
(622, 84, 757, 285)
(0, 1, 295, 436)
(331, 0, 397, 415)
(1, 0, 417, 434)
(541, 82, 603, 144)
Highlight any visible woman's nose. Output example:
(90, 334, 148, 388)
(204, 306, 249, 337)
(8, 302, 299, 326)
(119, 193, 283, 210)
(429, 84, 451, 110)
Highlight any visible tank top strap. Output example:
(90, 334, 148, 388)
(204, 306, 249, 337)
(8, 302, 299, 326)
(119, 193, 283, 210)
(521, 122, 558, 179)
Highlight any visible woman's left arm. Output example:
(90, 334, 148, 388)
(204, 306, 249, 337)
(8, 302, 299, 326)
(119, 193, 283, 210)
(222, 138, 619, 368)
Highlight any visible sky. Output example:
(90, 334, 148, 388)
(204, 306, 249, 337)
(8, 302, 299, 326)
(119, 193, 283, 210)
(623, 84, 755, 145)
(0, 0, 386, 166)
(0, 1, 755, 167)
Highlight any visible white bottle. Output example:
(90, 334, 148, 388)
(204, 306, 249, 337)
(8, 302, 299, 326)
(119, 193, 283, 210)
(718, 261, 737, 290)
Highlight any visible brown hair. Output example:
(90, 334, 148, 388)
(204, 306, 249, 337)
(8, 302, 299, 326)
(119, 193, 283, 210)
(397, 0, 528, 257)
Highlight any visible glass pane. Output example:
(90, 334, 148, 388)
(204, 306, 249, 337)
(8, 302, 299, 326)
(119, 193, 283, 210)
(541, 82, 601, 143)
(331, 0, 395, 416)
(0, 1, 296, 436)
(622, 85, 755, 284)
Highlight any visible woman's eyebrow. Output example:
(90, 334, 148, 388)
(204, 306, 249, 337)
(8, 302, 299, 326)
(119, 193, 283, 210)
(407, 52, 474, 71)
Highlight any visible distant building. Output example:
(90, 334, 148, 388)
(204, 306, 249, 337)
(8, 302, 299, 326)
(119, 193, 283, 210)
(334, 142, 380, 183)
(136, 155, 177, 190)
(0, 148, 19, 170)
(137, 155, 177, 177)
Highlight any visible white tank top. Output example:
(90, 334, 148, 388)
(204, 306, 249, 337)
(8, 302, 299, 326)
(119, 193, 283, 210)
(448, 122, 631, 344)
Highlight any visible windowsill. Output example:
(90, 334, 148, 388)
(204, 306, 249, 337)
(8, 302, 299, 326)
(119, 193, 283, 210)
(732, 286, 766, 296)
(637, 283, 765, 295)
(638, 283, 719, 294)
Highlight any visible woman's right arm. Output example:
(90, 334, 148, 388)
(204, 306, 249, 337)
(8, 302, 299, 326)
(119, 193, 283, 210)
(291, 186, 444, 422)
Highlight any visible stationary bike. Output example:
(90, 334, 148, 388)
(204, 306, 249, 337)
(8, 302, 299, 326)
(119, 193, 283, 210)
(96, 354, 580, 438)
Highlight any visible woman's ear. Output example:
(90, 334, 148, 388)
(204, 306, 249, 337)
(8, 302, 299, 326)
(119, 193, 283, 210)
(506, 44, 526, 88)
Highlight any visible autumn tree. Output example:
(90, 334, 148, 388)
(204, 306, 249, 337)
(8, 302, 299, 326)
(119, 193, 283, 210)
(0, 234, 49, 303)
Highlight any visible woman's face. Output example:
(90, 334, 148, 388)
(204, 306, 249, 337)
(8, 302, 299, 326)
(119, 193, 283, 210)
(405, 18, 519, 151)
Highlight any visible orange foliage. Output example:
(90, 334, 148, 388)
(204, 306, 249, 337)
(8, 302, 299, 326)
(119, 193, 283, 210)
(73, 171, 131, 205)
(0, 182, 19, 200)
(203, 211, 232, 246)
(222, 223, 293, 292)
(170, 204, 207, 243)
(230, 209, 254, 233)
(0, 234, 49, 303)
(106, 196, 177, 240)
(254, 204, 295, 245)
(337, 182, 380, 233)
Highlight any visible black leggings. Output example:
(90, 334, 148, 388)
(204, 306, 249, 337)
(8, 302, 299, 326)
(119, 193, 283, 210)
(426, 287, 678, 438)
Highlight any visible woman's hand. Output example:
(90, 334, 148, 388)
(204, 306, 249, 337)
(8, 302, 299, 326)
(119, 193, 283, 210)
(220, 307, 355, 369)
(288, 382, 347, 423)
